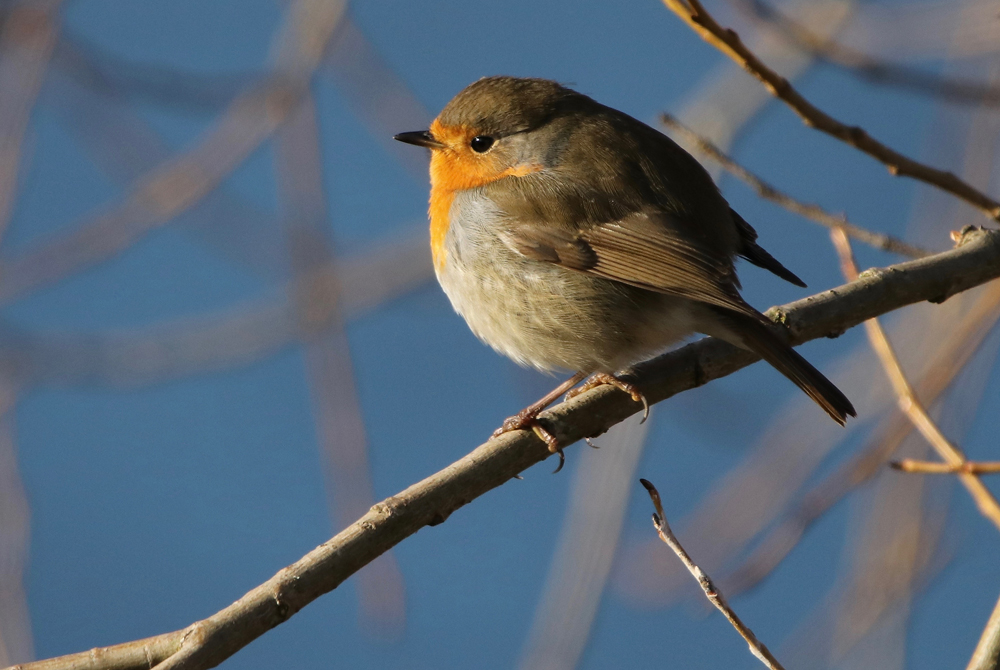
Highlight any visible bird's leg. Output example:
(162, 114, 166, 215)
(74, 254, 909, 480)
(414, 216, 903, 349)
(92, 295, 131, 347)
(493, 371, 588, 473)
(564, 372, 650, 423)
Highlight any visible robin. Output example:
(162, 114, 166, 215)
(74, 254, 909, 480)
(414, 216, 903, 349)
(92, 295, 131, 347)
(395, 76, 854, 470)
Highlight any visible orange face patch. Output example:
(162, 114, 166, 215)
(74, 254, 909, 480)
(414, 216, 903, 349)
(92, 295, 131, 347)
(426, 119, 542, 271)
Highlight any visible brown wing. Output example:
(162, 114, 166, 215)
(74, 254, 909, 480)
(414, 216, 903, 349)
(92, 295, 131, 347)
(501, 210, 759, 318)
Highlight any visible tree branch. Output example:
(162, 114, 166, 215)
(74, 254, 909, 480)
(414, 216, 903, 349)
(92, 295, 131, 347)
(891, 459, 1000, 475)
(640, 479, 784, 669)
(660, 113, 931, 258)
(722, 277, 1000, 595)
(9, 226, 1000, 670)
(660, 0, 1000, 220)
(831, 228, 1000, 531)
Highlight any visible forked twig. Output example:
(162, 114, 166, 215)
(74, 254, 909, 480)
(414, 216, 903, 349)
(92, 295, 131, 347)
(640, 479, 785, 670)
(830, 227, 1000, 531)
(660, 113, 930, 258)
(660, 0, 1000, 220)
(723, 278, 1000, 595)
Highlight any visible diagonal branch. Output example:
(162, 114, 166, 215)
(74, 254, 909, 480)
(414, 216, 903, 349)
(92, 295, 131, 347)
(641, 479, 784, 670)
(8, 226, 1000, 670)
(721, 277, 1000, 595)
(660, 113, 931, 258)
(830, 228, 1000, 531)
(660, 0, 1000, 220)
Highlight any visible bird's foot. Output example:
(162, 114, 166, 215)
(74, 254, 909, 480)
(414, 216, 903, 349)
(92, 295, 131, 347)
(565, 373, 650, 423)
(493, 409, 566, 473)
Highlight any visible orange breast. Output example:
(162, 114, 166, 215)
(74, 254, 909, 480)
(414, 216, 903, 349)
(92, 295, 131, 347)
(427, 120, 542, 271)
(428, 186, 455, 272)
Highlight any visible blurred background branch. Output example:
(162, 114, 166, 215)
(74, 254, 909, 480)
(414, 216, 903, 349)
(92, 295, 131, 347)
(661, 0, 1000, 219)
(727, 0, 1000, 106)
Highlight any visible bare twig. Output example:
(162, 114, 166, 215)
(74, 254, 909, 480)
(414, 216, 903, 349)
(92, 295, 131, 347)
(668, 0, 855, 181)
(9, 227, 1000, 670)
(722, 277, 1000, 595)
(729, 0, 1000, 106)
(640, 479, 784, 670)
(660, 0, 1000, 220)
(968, 591, 1000, 670)
(830, 227, 1000, 531)
(661, 113, 930, 258)
(891, 459, 1000, 475)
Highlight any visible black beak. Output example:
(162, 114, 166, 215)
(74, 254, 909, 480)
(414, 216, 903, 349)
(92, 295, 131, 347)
(393, 130, 444, 149)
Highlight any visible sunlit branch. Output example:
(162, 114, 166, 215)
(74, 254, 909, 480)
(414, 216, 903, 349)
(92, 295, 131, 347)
(830, 228, 1000, 531)
(660, 0, 1000, 220)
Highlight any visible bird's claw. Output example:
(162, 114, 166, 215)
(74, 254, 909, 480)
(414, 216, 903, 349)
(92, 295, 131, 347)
(493, 411, 565, 473)
(565, 373, 650, 423)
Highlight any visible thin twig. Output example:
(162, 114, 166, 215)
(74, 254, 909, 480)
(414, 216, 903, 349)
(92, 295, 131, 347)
(723, 279, 1000, 595)
(968, 590, 1000, 670)
(660, 0, 1000, 220)
(830, 227, 1000, 531)
(728, 0, 1000, 106)
(660, 113, 931, 258)
(891, 459, 1000, 475)
(640, 479, 784, 670)
(9, 227, 1000, 670)
(661, 113, 931, 258)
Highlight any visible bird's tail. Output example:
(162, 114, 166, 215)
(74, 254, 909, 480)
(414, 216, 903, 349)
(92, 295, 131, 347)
(707, 309, 856, 425)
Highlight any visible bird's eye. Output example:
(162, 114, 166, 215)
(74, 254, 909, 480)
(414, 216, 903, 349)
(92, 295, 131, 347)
(470, 135, 495, 153)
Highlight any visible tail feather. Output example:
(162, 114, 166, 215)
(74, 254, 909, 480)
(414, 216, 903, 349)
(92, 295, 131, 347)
(715, 311, 856, 425)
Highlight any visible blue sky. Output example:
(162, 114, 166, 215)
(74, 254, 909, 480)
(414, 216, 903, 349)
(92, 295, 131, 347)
(9, 1, 1000, 668)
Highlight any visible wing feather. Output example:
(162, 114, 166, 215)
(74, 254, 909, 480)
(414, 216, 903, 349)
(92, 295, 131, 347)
(502, 211, 758, 318)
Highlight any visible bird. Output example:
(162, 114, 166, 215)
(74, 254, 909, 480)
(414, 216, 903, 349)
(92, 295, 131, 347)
(395, 76, 854, 470)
